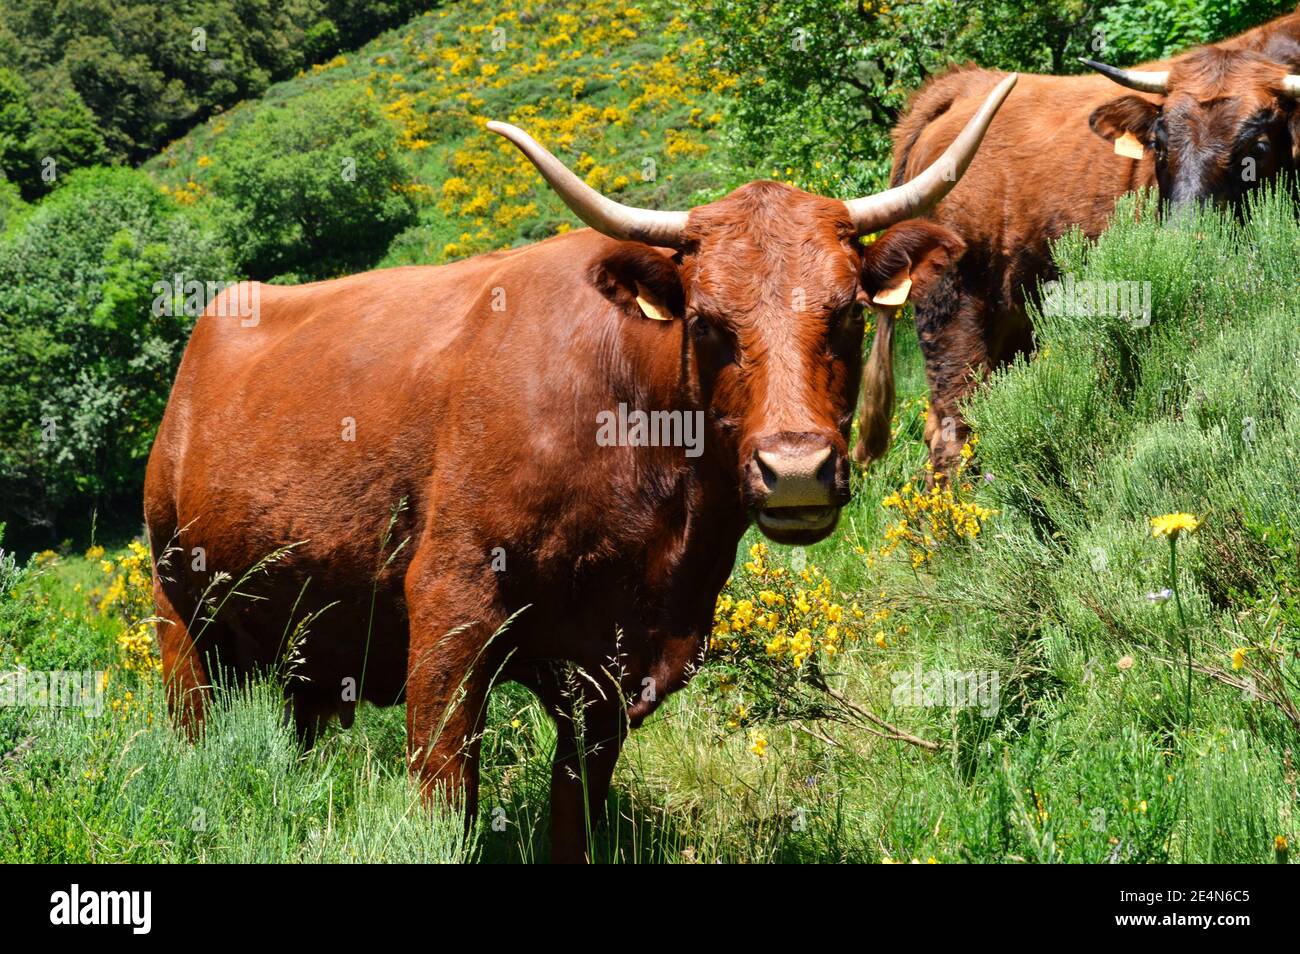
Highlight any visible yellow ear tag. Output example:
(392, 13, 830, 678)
(1114, 132, 1147, 160)
(872, 275, 912, 307)
(634, 282, 673, 321)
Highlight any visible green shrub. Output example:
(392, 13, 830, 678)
(0, 176, 23, 233)
(1097, 0, 1294, 64)
(0, 167, 232, 536)
(208, 86, 419, 280)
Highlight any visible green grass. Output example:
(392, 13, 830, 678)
(5, 187, 1298, 863)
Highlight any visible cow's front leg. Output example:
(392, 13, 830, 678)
(404, 560, 502, 833)
(915, 290, 992, 480)
(537, 671, 628, 864)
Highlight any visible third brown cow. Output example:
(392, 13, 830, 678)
(856, 10, 1300, 475)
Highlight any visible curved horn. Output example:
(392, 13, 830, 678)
(486, 120, 689, 247)
(1079, 57, 1169, 94)
(1282, 74, 1300, 98)
(843, 73, 1018, 235)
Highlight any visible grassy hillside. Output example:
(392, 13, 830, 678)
(3, 0, 1299, 863)
(5, 187, 1298, 862)
(145, 0, 736, 271)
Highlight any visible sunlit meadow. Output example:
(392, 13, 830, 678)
(2, 0, 1298, 863)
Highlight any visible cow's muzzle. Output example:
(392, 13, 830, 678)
(746, 433, 848, 544)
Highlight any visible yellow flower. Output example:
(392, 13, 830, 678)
(1276, 835, 1289, 853)
(1231, 647, 1248, 671)
(750, 731, 768, 757)
(1150, 512, 1200, 539)
(510, 718, 522, 729)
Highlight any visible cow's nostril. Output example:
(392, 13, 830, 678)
(755, 451, 778, 492)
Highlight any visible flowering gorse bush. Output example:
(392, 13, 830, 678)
(874, 439, 994, 569)
(702, 542, 867, 732)
(97, 540, 161, 675)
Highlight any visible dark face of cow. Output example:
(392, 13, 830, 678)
(1088, 50, 1300, 210)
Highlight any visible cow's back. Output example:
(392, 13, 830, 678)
(148, 259, 506, 575)
(894, 68, 1153, 309)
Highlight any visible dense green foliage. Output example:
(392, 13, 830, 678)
(0, 168, 231, 533)
(207, 87, 419, 280)
(1098, 0, 1295, 63)
(846, 185, 1300, 862)
(691, 0, 1295, 192)
(0, 0, 440, 184)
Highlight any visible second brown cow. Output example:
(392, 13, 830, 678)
(860, 11, 1300, 475)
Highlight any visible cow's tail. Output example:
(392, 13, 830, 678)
(853, 309, 897, 467)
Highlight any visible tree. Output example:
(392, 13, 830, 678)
(209, 87, 419, 280)
(0, 167, 233, 534)
(0, 68, 35, 191)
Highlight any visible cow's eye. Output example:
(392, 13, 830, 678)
(690, 315, 735, 365)
(829, 305, 864, 356)
(832, 308, 852, 337)
(1253, 137, 1271, 155)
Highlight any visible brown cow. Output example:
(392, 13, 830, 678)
(144, 76, 1015, 863)
(857, 11, 1300, 475)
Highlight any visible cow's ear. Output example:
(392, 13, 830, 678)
(860, 221, 965, 310)
(590, 243, 685, 321)
(1090, 95, 1160, 152)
